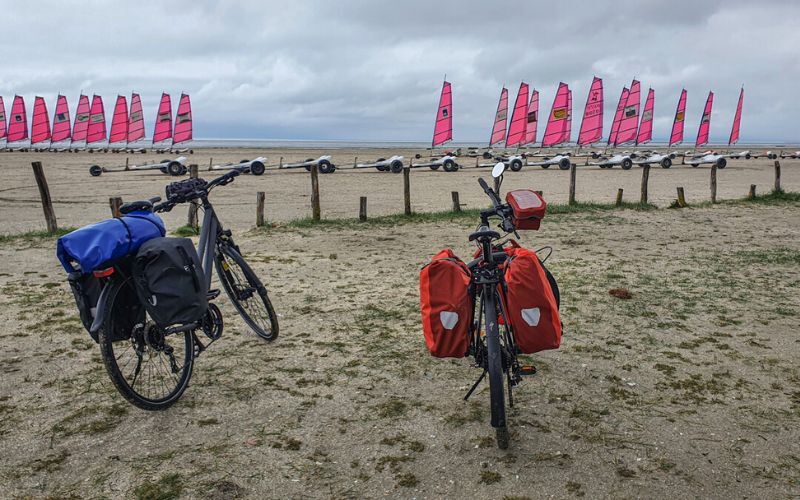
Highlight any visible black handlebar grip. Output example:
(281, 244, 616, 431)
(149, 196, 161, 204)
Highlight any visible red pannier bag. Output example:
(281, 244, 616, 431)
(502, 246, 561, 353)
(419, 249, 472, 358)
(506, 189, 546, 230)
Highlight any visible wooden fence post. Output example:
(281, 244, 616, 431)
(359, 197, 367, 221)
(710, 164, 717, 203)
(616, 188, 624, 206)
(774, 160, 782, 192)
(451, 191, 461, 212)
(256, 192, 265, 227)
(568, 162, 577, 205)
(125, 157, 130, 171)
(208, 157, 213, 171)
(640, 164, 650, 204)
(311, 163, 321, 220)
(109, 197, 123, 217)
(31, 162, 58, 233)
(187, 165, 199, 230)
(403, 166, 411, 216)
(676, 187, 687, 208)
(749, 184, 756, 199)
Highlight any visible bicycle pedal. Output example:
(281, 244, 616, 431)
(520, 364, 537, 376)
(207, 289, 221, 300)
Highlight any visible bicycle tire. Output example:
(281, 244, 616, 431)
(215, 244, 279, 342)
(98, 276, 194, 411)
(483, 289, 508, 449)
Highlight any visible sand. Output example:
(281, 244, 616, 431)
(1, 148, 798, 234)
(0, 147, 798, 498)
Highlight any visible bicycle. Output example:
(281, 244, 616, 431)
(88, 167, 278, 410)
(462, 164, 559, 448)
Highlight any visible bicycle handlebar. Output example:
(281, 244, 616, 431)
(477, 178, 516, 234)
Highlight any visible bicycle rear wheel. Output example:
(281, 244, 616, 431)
(98, 276, 194, 411)
(215, 244, 279, 341)
(482, 289, 509, 449)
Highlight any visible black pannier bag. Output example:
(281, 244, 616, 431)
(133, 237, 207, 328)
(68, 271, 102, 340)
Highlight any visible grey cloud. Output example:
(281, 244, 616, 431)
(0, 0, 797, 142)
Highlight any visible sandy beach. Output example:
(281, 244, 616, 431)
(1, 147, 798, 235)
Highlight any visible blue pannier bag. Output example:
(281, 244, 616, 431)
(56, 211, 166, 274)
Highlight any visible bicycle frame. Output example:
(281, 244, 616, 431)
(196, 197, 223, 292)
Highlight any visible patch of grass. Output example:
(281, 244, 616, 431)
(134, 472, 183, 500)
(0, 227, 77, 243)
(396, 472, 419, 487)
(256, 200, 658, 231)
(375, 455, 413, 473)
(172, 225, 200, 237)
(374, 398, 408, 419)
(733, 248, 800, 266)
(479, 471, 502, 484)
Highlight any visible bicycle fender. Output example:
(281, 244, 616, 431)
(89, 282, 114, 342)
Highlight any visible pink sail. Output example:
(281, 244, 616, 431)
(542, 83, 570, 147)
(696, 91, 714, 147)
(564, 89, 572, 144)
(523, 89, 539, 145)
(729, 87, 743, 146)
(71, 94, 90, 143)
(669, 89, 687, 147)
(615, 79, 640, 145)
(578, 76, 603, 146)
(505, 83, 529, 147)
(489, 87, 508, 146)
(0, 96, 6, 140)
(31, 97, 51, 144)
(636, 88, 655, 145)
(432, 81, 452, 147)
(87, 95, 107, 145)
(109, 95, 128, 145)
(51, 95, 72, 143)
(153, 93, 173, 144)
(173, 93, 193, 144)
(7, 95, 28, 143)
(128, 93, 145, 142)
(608, 87, 629, 146)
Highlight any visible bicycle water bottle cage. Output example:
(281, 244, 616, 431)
(166, 178, 207, 203)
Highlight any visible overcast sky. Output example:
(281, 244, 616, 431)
(1, 0, 797, 143)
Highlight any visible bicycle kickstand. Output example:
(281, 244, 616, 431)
(464, 369, 487, 401)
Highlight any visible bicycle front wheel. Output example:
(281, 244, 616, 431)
(215, 244, 279, 341)
(482, 289, 509, 449)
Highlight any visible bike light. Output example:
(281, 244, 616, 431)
(93, 267, 115, 278)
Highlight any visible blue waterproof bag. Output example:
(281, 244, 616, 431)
(56, 211, 166, 274)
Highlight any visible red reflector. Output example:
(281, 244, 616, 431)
(93, 267, 114, 278)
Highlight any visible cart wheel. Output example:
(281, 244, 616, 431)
(180, 165, 188, 175)
(482, 151, 493, 159)
(591, 152, 600, 159)
(442, 159, 456, 172)
(318, 159, 335, 174)
(160, 167, 168, 174)
(167, 161, 184, 176)
(716, 157, 727, 169)
(621, 158, 633, 170)
(249, 161, 265, 176)
(429, 164, 440, 171)
(661, 157, 672, 168)
(558, 157, 572, 170)
(89, 165, 103, 177)
(189, 149, 194, 154)
(541, 164, 550, 169)
(390, 160, 403, 173)
(745, 153, 751, 159)
(510, 159, 523, 172)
